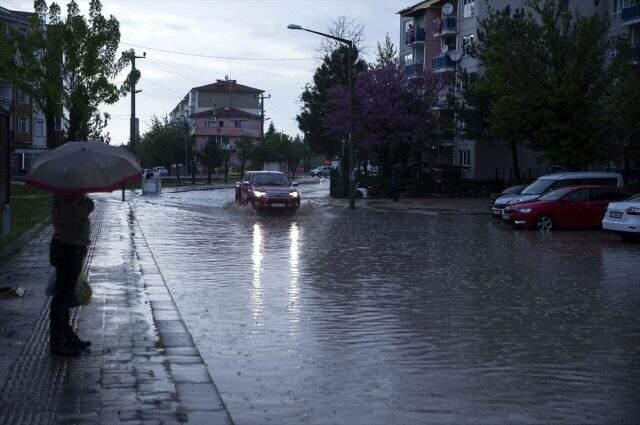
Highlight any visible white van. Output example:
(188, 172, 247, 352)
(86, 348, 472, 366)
(492, 172, 624, 216)
(153, 166, 168, 176)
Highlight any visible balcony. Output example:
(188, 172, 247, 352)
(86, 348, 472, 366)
(433, 17, 457, 37)
(403, 63, 424, 77)
(622, 5, 640, 25)
(405, 27, 426, 45)
(431, 55, 456, 73)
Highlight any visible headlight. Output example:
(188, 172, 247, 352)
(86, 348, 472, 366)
(253, 190, 266, 198)
(508, 199, 521, 205)
(516, 208, 532, 213)
(289, 191, 299, 198)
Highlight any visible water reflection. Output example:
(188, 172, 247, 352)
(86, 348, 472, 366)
(288, 223, 300, 324)
(251, 222, 263, 321)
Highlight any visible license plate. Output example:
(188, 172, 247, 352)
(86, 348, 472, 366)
(271, 203, 286, 208)
(502, 213, 512, 220)
(610, 211, 623, 218)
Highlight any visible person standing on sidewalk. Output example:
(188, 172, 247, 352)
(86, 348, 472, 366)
(49, 194, 94, 356)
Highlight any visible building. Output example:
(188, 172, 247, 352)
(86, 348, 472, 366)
(170, 79, 264, 171)
(398, 0, 633, 181)
(1, 6, 64, 174)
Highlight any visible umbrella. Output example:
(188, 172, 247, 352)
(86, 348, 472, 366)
(26, 141, 141, 195)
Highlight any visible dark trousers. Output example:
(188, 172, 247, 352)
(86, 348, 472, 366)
(49, 238, 87, 345)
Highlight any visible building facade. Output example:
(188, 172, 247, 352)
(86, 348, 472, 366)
(398, 0, 634, 181)
(170, 80, 264, 171)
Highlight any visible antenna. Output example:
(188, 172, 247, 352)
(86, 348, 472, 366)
(443, 3, 454, 15)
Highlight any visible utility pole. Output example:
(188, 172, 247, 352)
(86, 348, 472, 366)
(125, 50, 146, 153)
(258, 94, 271, 143)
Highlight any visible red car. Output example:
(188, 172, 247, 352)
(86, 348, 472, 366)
(504, 186, 628, 231)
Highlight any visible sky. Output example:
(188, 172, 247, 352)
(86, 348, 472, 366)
(1, 0, 412, 146)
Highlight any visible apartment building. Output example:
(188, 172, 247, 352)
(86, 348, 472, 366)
(169, 79, 264, 170)
(398, 0, 630, 181)
(1, 6, 64, 174)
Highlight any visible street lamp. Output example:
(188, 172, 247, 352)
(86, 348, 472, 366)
(287, 23, 355, 209)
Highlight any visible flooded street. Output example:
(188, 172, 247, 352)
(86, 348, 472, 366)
(131, 182, 639, 425)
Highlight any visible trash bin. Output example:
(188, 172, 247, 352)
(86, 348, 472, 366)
(142, 174, 161, 195)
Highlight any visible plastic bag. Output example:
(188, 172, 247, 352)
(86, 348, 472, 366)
(46, 269, 92, 306)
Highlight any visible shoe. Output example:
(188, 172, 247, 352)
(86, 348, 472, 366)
(70, 334, 92, 350)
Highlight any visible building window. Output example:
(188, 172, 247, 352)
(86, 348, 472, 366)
(17, 89, 29, 105)
(462, 34, 475, 56)
(234, 120, 242, 128)
(459, 150, 471, 167)
(219, 121, 224, 127)
(17, 116, 29, 134)
(213, 135, 230, 146)
(404, 52, 414, 65)
(35, 119, 44, 137)
(612, 0, 622, 16)
(463, 0, 475, 18)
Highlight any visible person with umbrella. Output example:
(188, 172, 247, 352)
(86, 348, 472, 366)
(26, 142, 141, 356)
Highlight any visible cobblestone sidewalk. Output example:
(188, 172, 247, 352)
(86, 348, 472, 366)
(0, 198, 233, 425)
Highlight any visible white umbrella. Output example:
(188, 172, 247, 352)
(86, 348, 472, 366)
(26, 141, 141, 194)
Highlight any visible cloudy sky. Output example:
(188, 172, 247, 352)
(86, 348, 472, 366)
(3, 0, 412, 145)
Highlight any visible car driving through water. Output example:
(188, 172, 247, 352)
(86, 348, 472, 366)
(236, 171, 300, 212)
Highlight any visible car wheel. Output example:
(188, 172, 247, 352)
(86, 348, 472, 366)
(536, 215, 554, 232)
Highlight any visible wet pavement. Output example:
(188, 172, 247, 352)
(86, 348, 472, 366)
(129, 181, 640, 425)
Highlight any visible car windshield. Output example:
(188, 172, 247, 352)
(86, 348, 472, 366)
(253, 173, 290, 186)
(522, 179, 555, 195)
(626, 194, 640, 202)
(539, 187, 573, 201)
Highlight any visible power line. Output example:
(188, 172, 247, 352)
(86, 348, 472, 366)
(121, 42, 317, 62)
(144, 58, 208, 85)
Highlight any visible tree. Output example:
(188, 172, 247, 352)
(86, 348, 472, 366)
(297, 44, 367, 158)
(461, 0, 611, 175)
(317, 16, 365, 56)
(236, 135, 255, 177)
(138, 115, 184, 174)
(375, 33, 397, 67)
(199, 137, 223, 184)
(63, 0, 128, 141)
(0, 0, 129, 145)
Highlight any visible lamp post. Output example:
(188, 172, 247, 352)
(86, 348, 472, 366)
(287, 24, 355, 209)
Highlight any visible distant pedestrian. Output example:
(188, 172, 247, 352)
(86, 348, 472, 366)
(49, 194, 94, 356)
(391, 162, 402, 202)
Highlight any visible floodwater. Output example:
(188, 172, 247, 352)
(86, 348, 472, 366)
(131, 181, 640, 425)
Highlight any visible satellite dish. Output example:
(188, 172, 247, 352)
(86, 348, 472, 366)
(449, 50, 462, 62)
(441, 44, 449, 55)
(443, 3, 454, 15)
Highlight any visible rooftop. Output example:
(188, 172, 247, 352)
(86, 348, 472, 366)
(192, 80, 264, 94)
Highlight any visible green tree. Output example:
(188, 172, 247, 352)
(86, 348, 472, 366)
(375, 33, 397, 67)
(63, 0, 128, 141)
(461, 0, 611, 175)
(236, 135, 255, 177)
(138, 115, 184, 175)
(297, 44, 367, 158)
(199, 137, 223, 184)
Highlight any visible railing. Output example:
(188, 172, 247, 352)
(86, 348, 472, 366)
(405, 27, 426, 45)
(432, 130, 455, 143)
(403, 63, 423, 76)
(433, 17, 457, 35)
(432, 55, 456, 71)
(622, 4, 640, 21)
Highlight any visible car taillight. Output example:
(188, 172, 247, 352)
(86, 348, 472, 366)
(626, 207, 640, 216)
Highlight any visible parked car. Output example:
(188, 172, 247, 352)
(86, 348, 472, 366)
(490, 185, 526, 217)
(503, 186, 629, 231)
(493, 172, 624, 219)
(602, 194, 640, 242)
(309, 166, 331, 177)
(153, 166, 168, 176)
(236, 171, 300, 211)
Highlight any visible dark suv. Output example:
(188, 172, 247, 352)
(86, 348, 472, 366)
(236, 171, 300, 211)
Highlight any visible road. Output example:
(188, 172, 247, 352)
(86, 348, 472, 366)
(128, 181, 640, 425)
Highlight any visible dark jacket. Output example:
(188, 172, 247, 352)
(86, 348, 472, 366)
(51, 195, 94, 247)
